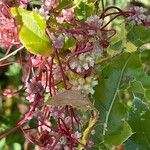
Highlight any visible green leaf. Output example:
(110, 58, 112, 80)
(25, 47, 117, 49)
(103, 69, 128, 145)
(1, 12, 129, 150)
(128, 97, 150, 147)
(74, 1, 95, 20)
(104, 122, 133, 146)
(129, 80, 145, 94)
(140, 49, 150, 65)
(0, 138, 6, 149)
(92, 54, 132, 147)
(129, 80, 150, 101)
(127, 25, 150, 47)
(64, 36, 76, 49)
(13, 143, 21, 150)
(92, 53, 150, 147)
(55, 0, 73, 10)
(107, 40, 123, 56)
(124, 42, 137, 53)
(11, 7, 52, 56)
(121, 53, 150, 91)
(125, 139, 149, 150)
(5, 63, 22, 86)
(29, 117, 38, 128)
(6, 63, 21, 77)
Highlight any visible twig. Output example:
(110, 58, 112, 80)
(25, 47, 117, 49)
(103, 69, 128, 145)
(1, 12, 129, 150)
(0, 46, 24, 62)
(78, 110, 99, 150)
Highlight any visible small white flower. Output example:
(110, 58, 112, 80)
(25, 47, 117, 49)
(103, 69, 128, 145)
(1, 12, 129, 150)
(92, 80, 98, 86)
(89, 88, 95, 95)
(45, 0, 51, 7)
(71, 131, 82, 139)
(26, 94, 35, 103)
(76, 66, 82, 73)
(88, 30, 96, 35)
(60, 136, 67, 145)
(83, 62, 89, 70)
(89, 60, 95, 67)
(78, 53, 85, 61)
(70, 59, 78, 69)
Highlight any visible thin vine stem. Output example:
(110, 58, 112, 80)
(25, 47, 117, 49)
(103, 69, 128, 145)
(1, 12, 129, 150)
(101, 0, 105, 11)
(0, 46, 24, 62)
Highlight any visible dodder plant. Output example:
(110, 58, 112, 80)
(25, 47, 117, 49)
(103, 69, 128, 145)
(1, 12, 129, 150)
(0, 0, 150, 149)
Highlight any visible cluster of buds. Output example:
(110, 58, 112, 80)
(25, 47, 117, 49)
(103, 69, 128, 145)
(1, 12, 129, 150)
(69, 52, 95, 73)
(25, 78, 44, 103)
(19, 103, 93, 149)
(56, 8, 75, 23)
(69, 76, 98, 95)
(33, 0, 59, 20)
(85, 15, 104, 29)
(126, 6, 150, 27)
(0, 4, 19, 47)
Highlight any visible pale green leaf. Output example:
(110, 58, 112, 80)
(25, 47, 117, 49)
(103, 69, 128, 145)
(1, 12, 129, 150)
(127, 25, 150, 47)
(124, 42, 137, 53)
(56, 0, 73, 10)
(11, 7, 52, 56)
(104, 122, 133, 146)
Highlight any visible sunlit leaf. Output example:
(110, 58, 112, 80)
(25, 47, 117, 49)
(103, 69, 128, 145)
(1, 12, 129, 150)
(127, 25, 150, 47)
(124, 42, 137, 53)
(11, 7, 52, 56)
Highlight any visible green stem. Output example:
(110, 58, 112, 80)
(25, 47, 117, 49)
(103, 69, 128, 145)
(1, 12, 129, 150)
(78, 110, 99, 150)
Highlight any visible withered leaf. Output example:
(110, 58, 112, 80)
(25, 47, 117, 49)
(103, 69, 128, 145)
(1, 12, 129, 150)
(49, 90, 95, 110)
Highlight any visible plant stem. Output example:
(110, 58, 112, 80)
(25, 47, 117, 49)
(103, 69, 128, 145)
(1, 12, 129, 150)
(0, 46, 24, 62)
(0, 125, 20, 140)
(55, 48, 67, 89)
(78, 110, 99, 150)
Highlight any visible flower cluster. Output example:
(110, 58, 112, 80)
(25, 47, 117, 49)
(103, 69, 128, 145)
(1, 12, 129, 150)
(0, 12, 18, 47)
(85, 15, 104, 28)
(69, 76, 98, 94)
(25, 78, 44, 103)
(50, 34, 64, 49)
(69, 52, 95, 73)
(56, 8, 75, 23)
(127, 6, 149, 26)
(33, 0, 59, 20)
(22, 105, 89, 150)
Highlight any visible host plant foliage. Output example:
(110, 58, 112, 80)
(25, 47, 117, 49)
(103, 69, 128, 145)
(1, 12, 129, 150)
(0, 0, 150, 149)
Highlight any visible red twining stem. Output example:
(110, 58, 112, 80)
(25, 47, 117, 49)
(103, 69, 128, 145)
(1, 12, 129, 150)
(101, 13, 125, 29)
(100, 6, 123, 18)
(46, 57, 54, 96)
(54, 48, 67, 89)
(25, 54, 32, 82)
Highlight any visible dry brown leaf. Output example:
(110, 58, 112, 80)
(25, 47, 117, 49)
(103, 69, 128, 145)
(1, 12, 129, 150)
(49, 90, 95, 110)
